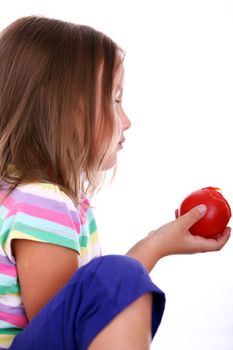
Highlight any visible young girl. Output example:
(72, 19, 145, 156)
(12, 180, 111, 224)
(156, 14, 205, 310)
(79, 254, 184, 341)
(0, 16, 230, 350)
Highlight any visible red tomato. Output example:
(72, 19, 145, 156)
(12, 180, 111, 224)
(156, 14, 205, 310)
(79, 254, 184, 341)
(179, 187, 231, 238)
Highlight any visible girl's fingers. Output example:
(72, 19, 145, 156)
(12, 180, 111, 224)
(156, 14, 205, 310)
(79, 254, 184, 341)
(195, 227, 231, 252)
(178, 204, 207, 229)
(210, 227, 231, 250)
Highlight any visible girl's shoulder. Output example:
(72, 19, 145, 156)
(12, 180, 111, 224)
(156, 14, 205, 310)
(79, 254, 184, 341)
(0, 182, 86, 213)
(17, 182, 73, 203)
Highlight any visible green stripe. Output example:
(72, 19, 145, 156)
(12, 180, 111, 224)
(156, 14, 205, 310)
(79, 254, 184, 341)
(0, 284, 20, 294)
(0, 215, 15, 245)
(0, 230, 8, 245)
(9, 222, 79, 251)
(0, 216, 9, 245)
(89, 219, 97, 235)
(80, 235, 88, 247)
(0, 328, 21, 335)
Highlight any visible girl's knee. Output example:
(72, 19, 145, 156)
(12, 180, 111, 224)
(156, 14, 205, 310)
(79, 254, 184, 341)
(98, 255, 147, 278)
(67, 254, 151, 304)
(70, 254, 149, 288)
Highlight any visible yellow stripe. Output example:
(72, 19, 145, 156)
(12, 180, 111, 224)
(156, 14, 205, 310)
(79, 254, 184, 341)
(6, 230, 43, 242)
(90, 231, 99, 245)
(79, 231, 99, 258)
(0, 333, 15, 347)
(80, 246, 89, 257)
(39, 183, 68, 198)
(5, 231, 44, 261)
(39, 183, 55, 189)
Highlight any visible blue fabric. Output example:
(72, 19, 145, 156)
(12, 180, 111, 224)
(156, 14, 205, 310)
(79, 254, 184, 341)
(9, 255, 165, 350)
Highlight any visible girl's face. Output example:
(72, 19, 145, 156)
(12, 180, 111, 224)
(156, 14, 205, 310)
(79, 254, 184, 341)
(102, 64, 131, 169)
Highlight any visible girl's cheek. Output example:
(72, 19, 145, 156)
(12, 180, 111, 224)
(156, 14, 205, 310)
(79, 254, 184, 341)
(114, 116, 122, 139)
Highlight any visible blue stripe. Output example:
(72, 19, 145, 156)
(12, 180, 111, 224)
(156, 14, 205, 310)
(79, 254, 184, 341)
(0, 206, 8, 219)
(1, 212, 78, 241)
(0, 274, 15, 286)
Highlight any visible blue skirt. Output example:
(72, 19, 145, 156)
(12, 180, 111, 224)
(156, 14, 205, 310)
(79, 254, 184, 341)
(10, 255, 165, 350)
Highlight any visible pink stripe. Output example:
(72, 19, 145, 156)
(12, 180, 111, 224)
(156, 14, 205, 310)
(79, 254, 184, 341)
(0, 194, 15, 209)
(8, 203, 81, 233)
(0, 263, 17, 277)
(1, 189, 81, 233)
(79, 198, 90, 225)
(0, 311, 28, 328)
(82, 198, 90, 211)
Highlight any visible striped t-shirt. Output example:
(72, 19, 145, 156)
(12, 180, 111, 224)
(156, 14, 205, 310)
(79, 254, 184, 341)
(0, 182, 101, 349)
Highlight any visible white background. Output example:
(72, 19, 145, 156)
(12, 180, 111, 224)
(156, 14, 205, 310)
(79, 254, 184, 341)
(1, 1, 233, 349)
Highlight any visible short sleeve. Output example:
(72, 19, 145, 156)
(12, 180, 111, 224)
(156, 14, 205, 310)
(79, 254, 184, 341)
(1, 183, 81, 263)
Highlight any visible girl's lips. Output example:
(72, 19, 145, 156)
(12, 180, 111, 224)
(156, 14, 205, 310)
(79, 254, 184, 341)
(118, 137, 125, 145)
(117, 137, 125, 150)
(117, 138, 125, 150)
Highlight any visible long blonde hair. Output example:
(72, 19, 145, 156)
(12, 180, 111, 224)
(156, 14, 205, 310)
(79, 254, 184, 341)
(0, 16, 123, 204)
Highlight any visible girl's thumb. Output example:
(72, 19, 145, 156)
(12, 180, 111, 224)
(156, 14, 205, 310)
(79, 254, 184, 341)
(180, 204, 207, 229)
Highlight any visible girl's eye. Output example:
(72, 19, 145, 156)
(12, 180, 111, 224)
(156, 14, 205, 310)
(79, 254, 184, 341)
(114, 99, 121, 106)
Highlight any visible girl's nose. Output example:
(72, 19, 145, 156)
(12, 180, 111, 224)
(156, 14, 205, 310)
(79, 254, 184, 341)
(122, 111, 131, 131)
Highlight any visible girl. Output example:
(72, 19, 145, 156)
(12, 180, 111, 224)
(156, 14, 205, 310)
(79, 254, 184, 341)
(0, 16, 230, 350)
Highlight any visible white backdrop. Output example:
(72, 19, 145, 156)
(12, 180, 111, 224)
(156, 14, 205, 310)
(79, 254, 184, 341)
(1, 1, 233, 349)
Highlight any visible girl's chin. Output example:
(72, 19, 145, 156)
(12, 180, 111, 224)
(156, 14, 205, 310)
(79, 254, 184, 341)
(101, 144, 123, 170)
(101, 152, 118, 170)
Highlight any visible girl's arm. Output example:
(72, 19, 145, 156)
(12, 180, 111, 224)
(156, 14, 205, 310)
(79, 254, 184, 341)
(13, 206, 231, 320)
(126, 205, 231, 272)
(13, 239, 79, 321)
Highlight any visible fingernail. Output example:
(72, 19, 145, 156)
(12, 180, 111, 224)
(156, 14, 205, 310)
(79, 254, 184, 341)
(198, 204, 207, 214)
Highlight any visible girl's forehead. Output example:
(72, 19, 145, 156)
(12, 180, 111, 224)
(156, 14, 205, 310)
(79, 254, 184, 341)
(114, 64, 124, 86)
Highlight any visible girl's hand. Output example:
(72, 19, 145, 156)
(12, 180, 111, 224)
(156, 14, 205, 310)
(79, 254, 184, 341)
(149, 204, 231, 259)
(127, 204, 231, 272)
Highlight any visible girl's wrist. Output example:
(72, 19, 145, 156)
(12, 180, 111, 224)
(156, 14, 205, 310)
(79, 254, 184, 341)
(126, 233, 163, 273)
